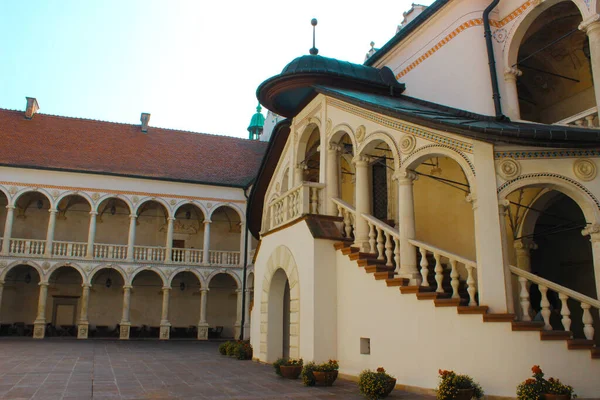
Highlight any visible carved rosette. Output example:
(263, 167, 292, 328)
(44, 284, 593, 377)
(355, 125, 366, 144)
(399, 134, 416, 154)
(573, 159, 597, 182)
(132, 196, 139, 204)
(498, 158, 521, 180)
(92, 192, 100, 202)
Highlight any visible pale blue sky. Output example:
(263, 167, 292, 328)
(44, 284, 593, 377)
(0, 1, 433, 138)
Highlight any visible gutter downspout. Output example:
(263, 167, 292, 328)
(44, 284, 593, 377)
(239, 185, 251, 341)
(483, 0, 505, 120)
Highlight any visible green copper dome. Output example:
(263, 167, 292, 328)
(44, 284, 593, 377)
(247, 103, 265, 140)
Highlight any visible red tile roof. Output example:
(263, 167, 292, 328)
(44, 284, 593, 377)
(0, 109, 268, 187)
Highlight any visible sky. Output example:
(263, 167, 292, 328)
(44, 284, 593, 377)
(0, 0, 433, 138)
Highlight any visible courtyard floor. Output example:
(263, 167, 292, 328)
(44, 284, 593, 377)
(0, 339, 435, 400)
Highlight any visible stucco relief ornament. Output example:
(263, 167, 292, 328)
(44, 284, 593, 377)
(84, 266, 91, 272)
(127, 267, 134, 274)
(0, 261, 6, 269)
(493, 28, 507, 43)
(42, 261, 50, 270)
(355, 125, 366, 144)
(498, 158, 521, 180)
(170, 199, 176, 206)
(399, 134, 416, 154)
(51, 190, 60, 199)
(573, 159, 597, 181)
(91, 193, 100, 202)
(132, 196, 139, 204)
(9, 186, 17, 195)
(206, 203, 213, 209)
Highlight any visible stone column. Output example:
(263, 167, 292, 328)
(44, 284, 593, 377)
(33, 282, 49, 339)
(239, 222, 246, 265)
(326, 144, 341, 216)
(0, 281, 4, 323)
(202, 220, 211, 264)
(498, 200, 515, 314)
(1, 205, 15, 255)
(513, 239, 537, 272)
(86, 211, 98, 259)
(126, 215, 137, 262)
(159, 287, 171, 340)
(234, 288, 243, 339)
(503, 67, 522, 121)
(165, 217, 175, 262)
(243, 288, 252, 340)
(294, 164, 304, 186)
(197, 288, 209, 340)
(580, 17, 600, 112)
(77, 284, 91, 339)
(120, 285, 132, 339)
(44, 209, 58, 257)
(353, 155, 371, 252)
(395, 171, 420, 280)
(582, 224, 600, 312)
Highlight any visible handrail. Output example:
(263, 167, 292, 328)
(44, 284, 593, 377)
(555, 106, 598, 126)
(509, 265, 600, 308)
(409, 239, 476, 267)
(331, 198, 356, 214)
(268, 183, 302, 207)
(361, 213, 399, 239)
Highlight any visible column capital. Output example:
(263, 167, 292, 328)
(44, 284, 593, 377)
(235, 288, 243, 293)
(200, 287, 210, 293)
(465, 193, 477, 210)
(5, 205, 15, 210)
(167, 217, 176, 222)
(498, 198, 510, 215)
(81, 283, 92, 289)
(352, 155, 371, 166)
(392, 170, 418, 183)
(579, 14, 600, 34)
(48, 208, 58, 214)
(0, 280, 5, 286)
(162, 286, 172, 291)
(123, 285, 133, 290)
(129, 215, 137, 220)
(203, 219, 212, 225)
(39, 282, 49, 287)
(503, 67, 522, 82)
(245, 288, 253, 293)
(582, 223, 600, 242)
(513, 239, 538, 251)
(89, 211, 98, 216)
(327, 143, 342, 152)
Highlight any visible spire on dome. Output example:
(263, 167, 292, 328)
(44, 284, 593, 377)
(247, 102, 265, 140)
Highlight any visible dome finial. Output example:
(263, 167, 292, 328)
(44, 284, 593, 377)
(310, 18, 319, 55)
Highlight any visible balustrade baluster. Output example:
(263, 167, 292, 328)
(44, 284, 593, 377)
(384, 232, 393, 267)
(450, 260, 459, 299)
(585, 115, 595, 127)
(343, 210, 352, 238)
(376, 228, 384, 260)
(518, 277, 531, 321)
(311, 187, 318, 214)
(558, 293, 571, 332)
(466, 265, 477, 306)
(368, 223, 376, 254)
(582, 303, 594, 341)
(434, 253, 444, 293)
(419, 247, 429, 287)
(540, 285, 552, 330)
(394, 238, 401, 273)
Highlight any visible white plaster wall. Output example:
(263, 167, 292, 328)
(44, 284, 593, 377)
(207, 273, 238, 338)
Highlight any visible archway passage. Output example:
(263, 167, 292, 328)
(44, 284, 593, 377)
(300, 127, 321, 183)
(12, 192, 51, 255)
(210, 206, 242, 265)
(516, 2, 593, 124)
(267, 270, 291, 360)
(336, 133, 356, 207)
(169, 271, 201, 338)
(0, 190, 8, 245)
(130, 270, 164, 338)
(172, 204, 205, 263)
(207, 273, 238, 339)
(0, 265, 41, 336)
(88, 268, 125, 338)
(54, 195, 92, 257)
(47, 266, 83, 337)
(95, 198, 131, 259)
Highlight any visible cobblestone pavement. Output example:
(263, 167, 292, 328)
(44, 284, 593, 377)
(0, 339, 435, 400)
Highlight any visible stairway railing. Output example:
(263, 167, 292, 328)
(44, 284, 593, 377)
(268, 182, 326, 230)
(510, 266, 599, 341)
(362, 213, 399, 269)
(332, 198, 355, 239)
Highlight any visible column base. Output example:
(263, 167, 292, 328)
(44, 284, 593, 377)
(399, 269, 421, 285)
(119, 323, 131, 340)
(243, 323, 251, 341)
(33, 322, 46, 339)
(77, 322, 89, 339)
(197, 323, 209, 340)
(234, 323, 242, 340)
(159, 324, 171, 340)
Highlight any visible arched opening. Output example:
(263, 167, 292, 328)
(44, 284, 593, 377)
(169, 271, 201, 338)
(135, 200, 169, 261)
(334, 133, 356, 207)
(246, 272, 255, 338)
(0, 190, 8, 245)
(266, 268, 290, 362)
(88, 268, 125, 338)
(207, 273, 237, 339)
(130, 270, 164, 338)
(54, 195, 92, 256)
(299, 127, 321, 183)
(95, 198, 131, 258)
(46, 266, 83, 337)
(172, 204, 205, 263)
(515, 2, 593, 124)
(281, 168, 290, 193)
(361, 139, 397, 224)
(0, 265, 41, 336)
(504, 187, 598, 343)
(210, 206, 242, 264)
(12, 192, 52, 255)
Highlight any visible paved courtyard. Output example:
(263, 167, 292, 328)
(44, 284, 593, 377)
(0, 339, 435, 400)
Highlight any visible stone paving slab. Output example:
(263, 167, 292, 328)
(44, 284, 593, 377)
(0, 339, 434, 399)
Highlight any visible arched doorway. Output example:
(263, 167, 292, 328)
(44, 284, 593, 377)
(207, 273, 238, 339)
(268, 269, 291, 360)
(130, 270, 164, 338)
(88, 268, 125, 337)
(135, 200, 169, 261)
(169, 271, 201, 338)
(47, 266, 84, 337)
(362, 139, 397, 224)
(514, 2, 593, 124)
(0, 264, 41, 336)
(54, 194, 92, 257)
(95, 198, 131, 259)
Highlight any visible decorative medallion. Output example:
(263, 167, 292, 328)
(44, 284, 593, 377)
(170, 199, 176, 206)
(498, 158, 521, 180)
(355, 125, 366, 144)
(42, 261, 50, 270)
(127, 267, 134, 274)
(493, 28, 507, 43)
(9, 186, 17, 195)
(573, 159, 597, 181)
(399, 134, 416, 154)
(91, 193, 100, 201)
(132, 196, 139, 204)
(201, 270, 211, 280)
(51, 190, 60, 199)
(84, 266, 91, 272)
(0, 261, 6, 269)
(207, 202, 213, 209)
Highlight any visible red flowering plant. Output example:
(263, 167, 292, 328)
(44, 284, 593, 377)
(436, 370, 484, 400)
(516, 365, 576, 400)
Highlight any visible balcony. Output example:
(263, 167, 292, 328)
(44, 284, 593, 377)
(555, 107, 598, 128)
(267, 182, 326, 231)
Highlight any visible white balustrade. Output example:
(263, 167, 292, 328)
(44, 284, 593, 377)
(556, 106, 599, 128)
(510, 266, 600, 341)
(209, 250, 241, 266)
(9, 238, 46, 256)
(171, 248, 203, 264)
(52, 241, 87, 258)
(332, 198, 355, 240)
(94, 243, 128, 260)
(362, 214, 398, 268)
(133, 245, 166, 262)
(268, 182, 326, 230)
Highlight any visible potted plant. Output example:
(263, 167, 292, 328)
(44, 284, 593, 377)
(358, 367, 397, 399)
(274, 358, 304, 379)
(232, 341, 253, 360)
(302, 360, 339, 386)
(436, 370, 484, 400)
(545, 378, 575, 400)
(517, 366, 575, 400)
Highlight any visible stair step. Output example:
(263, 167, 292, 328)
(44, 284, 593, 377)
(416, 292, 451, 300)
(341, 247, 360, 255)
(357, 258, 387, 267)
(592, 348, 600, 359)
(400, 286, 435, 294)
(434, 298, 464, 307)
(457, 306, 489, 315)
(567, 339, 596, 350)
(334, 242, 350, 250)
(365, 265, 394, 274)
(349, 252, 377, 261)
(511, 321, 545, 331)
(374, 271, 395, 280)
(540, 331, 572, 341)
(386, 278, 409, 287)
(483, 313, 515, 323)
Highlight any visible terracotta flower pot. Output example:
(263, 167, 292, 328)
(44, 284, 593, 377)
(313, 370, 338, 386)
(381, 378, 397, 398)
(279, 365, 302, 379)
(454, 388, 475, 400)
(544, 395, 571, 400)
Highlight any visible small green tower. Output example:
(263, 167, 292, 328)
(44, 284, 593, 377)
(247, 103, 265, 140)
